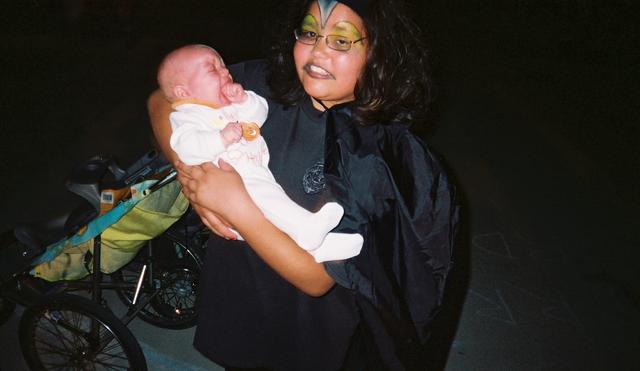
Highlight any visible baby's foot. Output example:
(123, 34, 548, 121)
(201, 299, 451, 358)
(308, 232, 364, 263)
(294, 202, 344, 250)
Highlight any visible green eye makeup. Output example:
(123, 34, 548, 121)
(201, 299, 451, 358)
(300, 15, 319, 31)
(330, 21, 363, 40)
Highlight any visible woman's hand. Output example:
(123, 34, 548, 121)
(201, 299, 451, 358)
(176, 159, 257, 236)
(190, 203, 238, 240)
(176, 160, 335, 296)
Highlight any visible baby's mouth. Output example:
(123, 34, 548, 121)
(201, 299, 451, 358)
(304, 64, 335, 79)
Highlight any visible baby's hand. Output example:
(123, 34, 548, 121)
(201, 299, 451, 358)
(222, 83, 247, 104)
(221, 122, 242, 148)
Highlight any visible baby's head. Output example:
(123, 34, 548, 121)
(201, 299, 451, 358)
(157, 44, 233, 106)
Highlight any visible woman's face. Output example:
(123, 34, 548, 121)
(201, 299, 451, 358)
(293, 1, 368, 110)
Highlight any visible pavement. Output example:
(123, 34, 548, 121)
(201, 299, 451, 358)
(0, 1, 638, 370)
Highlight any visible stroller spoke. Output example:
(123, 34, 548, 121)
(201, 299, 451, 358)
(27, 303, 139, 370)
(94, 355, 131, 370)
(34, 338, 70, 355)
(39, 314, 79, 353)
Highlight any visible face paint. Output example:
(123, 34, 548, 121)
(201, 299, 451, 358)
(301, 14, 320, 33)
(294, 2, 368, 109)
(317, 0, 369, 27)
(329, 21, 363, 41)
(317, 0, 339, 28)
(300, 14, 362, 42)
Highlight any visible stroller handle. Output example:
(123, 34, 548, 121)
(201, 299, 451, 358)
(65, 150, 169, 213)
(146, 170, 178, 194)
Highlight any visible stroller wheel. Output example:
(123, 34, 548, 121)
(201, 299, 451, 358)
(112, 234, 201, 329)
(19, 293, 147, 371)
(148, 264, 198, 329)
(0, 295, 16, 326)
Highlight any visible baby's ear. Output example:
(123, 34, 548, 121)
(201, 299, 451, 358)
(173, 85, 190, 99)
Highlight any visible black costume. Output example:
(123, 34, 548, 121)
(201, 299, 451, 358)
(193, 60, 459, 371)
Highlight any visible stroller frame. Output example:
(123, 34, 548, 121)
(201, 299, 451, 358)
(0, 150, 206, 370)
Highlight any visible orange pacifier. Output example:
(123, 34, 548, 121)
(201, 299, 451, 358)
(241, 122, 260, 141)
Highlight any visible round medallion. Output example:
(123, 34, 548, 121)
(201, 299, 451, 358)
(302, 161, 326, 194)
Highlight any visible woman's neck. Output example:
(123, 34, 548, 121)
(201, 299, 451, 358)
(311, 97, 328, 112)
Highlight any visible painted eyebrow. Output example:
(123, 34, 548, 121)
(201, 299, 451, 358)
(301, 15, 362, 37)
(301, 14, 318, 27)
(331, 21, 363, 37)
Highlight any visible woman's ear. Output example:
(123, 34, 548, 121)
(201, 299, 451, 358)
(173, 85, 190, 99)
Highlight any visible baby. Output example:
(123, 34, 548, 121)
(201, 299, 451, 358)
(157, 44, 362, 263)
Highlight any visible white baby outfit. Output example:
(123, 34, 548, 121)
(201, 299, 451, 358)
(169, 91, 362, 262)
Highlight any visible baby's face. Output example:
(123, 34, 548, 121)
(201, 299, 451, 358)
(182, 48, 233, 106)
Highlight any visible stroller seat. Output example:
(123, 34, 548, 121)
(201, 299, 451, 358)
(14, 198, 98, 255)
(2, 198, 96, 283)
(14, 215, 68, 256)
(18, 149, 170, 251)
(3, 149, 186, 283)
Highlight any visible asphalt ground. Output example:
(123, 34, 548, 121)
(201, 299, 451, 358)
(1, 1, 638, 370)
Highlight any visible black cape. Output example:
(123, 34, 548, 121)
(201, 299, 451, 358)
(322, 105, 460, 369)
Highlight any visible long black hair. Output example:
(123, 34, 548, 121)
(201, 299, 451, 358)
(267, 0, 433, 127)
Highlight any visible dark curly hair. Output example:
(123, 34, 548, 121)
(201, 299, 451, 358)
(266, 0, 432, 127)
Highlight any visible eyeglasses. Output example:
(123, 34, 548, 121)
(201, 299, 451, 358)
(294, 28, 366, 51)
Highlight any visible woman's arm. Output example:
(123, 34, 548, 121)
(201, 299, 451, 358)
(239, 206, 335, 296)
(177, 160, 335, 296)
(147, 89, 179, 164)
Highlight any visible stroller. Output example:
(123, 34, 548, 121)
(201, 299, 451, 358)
(0, 150, 207, 370)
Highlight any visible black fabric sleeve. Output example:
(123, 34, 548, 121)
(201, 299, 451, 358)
(324, 260, 373, 299)
(323, 112, 460, 343)
(387, 128, 459, 299)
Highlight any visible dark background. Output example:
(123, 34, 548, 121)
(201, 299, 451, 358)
(1, 1, 638, 370)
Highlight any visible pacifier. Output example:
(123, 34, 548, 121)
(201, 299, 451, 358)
(241, 122, 260, 141)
